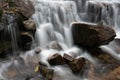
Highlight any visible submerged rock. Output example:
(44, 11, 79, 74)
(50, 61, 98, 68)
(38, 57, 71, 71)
(72, 22, 116, 47)
(48, 41, 63, 51)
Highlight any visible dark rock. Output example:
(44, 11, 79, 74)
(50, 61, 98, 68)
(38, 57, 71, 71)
(35, 48, 41, 54)
(20, 32, 33, 50)
(67, 57, 86, 73)
(48, 53, 64, 66)
(63, 53, 74, 63)
(72, 22, 116, 47)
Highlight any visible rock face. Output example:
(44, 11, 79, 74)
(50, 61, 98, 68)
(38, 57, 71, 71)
(72, 22, 116, 47)
(0, 0, 35, 18)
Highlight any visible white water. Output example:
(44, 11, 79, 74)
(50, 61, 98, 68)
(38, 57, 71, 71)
(0, 0, 120, 80)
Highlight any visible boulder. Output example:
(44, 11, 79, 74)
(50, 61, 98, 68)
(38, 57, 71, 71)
(48, 53, 64, 66)
(72, 22, 116, 47)
(0, 0, 35, 18)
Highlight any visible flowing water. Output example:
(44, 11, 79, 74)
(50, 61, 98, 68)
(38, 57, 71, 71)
(0, 0, 120, 80)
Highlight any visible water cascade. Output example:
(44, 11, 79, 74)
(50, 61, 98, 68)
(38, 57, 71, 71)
(0, 0, 120, 80)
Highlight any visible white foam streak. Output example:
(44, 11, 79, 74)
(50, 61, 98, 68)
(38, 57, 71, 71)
(100, 46, 120, 61)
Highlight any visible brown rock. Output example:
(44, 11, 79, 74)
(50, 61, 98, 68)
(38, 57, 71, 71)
(38, 62, 54, 80)
(23, 20, 36, 30)
(67, 57, 86, 73)
(63, 53, 74, 63)
(72, 22, 116, 47)
(48, 53, 64, 66)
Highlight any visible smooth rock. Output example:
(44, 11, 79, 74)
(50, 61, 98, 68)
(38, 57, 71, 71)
(72, 22, 116, 47)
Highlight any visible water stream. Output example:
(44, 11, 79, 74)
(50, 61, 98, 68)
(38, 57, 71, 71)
(0, 0, 120, 80)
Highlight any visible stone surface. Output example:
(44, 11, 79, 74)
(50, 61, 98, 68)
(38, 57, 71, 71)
(20, 32, 33, 50)
(37, 62, 54, 80)
(72, 22, 116, 47)
(23, 20, 36, 30)
(88, 48, 120, 80)
(35, 48, 41, 54)
(0, 0, 35, 18)
(67, 57, 86, 73)
(48, 53, 64, 66)
(63, 53, 74, 63)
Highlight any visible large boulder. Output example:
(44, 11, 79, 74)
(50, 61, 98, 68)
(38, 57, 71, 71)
(72, 22, 116, 47)
(0, 0, 35, 18)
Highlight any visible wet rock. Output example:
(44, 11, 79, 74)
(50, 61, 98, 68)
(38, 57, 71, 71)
(1, 0, 35, 18)
(72, 22, 116, 47)
(35, 48, 41, 54)
(48, 41, 63, 50)
(0, 23, 6, 31)
(67, 57, 86, 73)
(23, 20, 36, 30)
(63, 53, 74, 63)
(48, 53, 64, 66)
(0, 41, 11, 54)
(20, 32, 33, 50)
(37, 62, 54, 80)
(88, 50, 120, 80)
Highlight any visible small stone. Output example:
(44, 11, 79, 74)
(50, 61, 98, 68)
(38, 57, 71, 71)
(35, 48, 41, 54)
(63, 53, 74, 63)
(49, 41, 62, 51)
(67, 57, 86, 73)
(39, 64, 54, 80)
(23, 20, 36, 30)
(48, 53, 64, 66)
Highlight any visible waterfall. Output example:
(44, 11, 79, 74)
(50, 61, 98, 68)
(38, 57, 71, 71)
(32, 0, 80, 48)
(0, 0, 120, 80)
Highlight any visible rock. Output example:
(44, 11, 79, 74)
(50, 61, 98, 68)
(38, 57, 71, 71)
(0, 41, 11, 54)
(48, 41, 63, 50)
(20, 32, 33, 50)
(15, 0, 35, 18)
(67, 57, 86, 73)
(37, 62, 54, 80)
(35, 48, 41, 54)
(48, 53, 64, 66)
(0, 23, 6, 31)
(72, 22, 116, 47)
(63, 53, 74, 63)
(23, 20, 36, 30)
(0, 0, 35, 18)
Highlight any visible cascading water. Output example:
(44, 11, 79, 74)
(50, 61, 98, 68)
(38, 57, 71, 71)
(0, 0, 120, 80)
